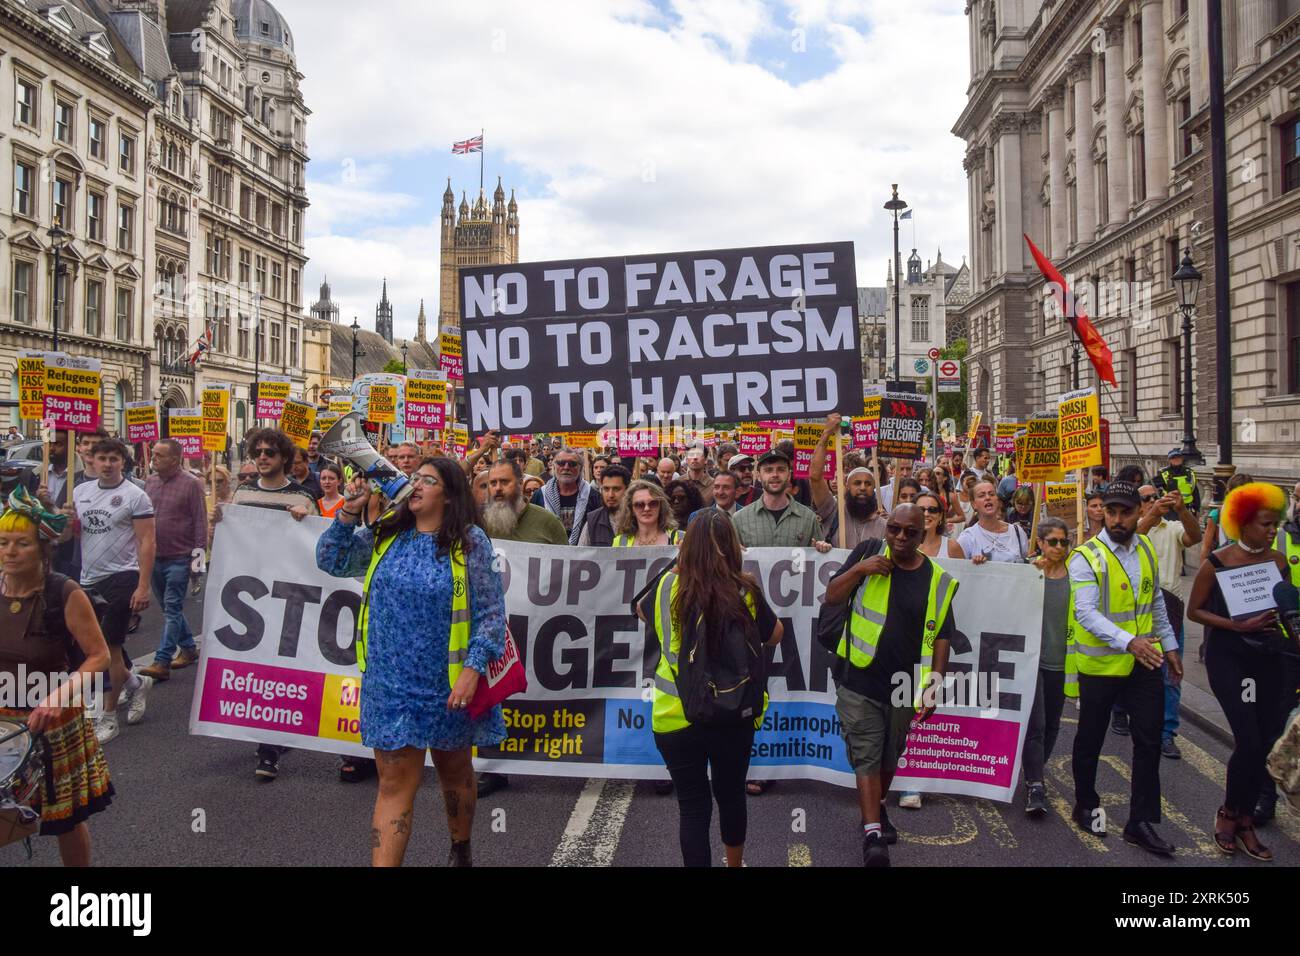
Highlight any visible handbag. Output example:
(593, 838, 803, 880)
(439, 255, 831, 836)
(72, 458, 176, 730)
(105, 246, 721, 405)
(468, 624, 527, 719)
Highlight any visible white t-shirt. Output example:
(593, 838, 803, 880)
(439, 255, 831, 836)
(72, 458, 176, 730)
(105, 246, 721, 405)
(73, 478, 154, 585)
(1146, 518, 1186, 595)
(958, 521, 1028, 563)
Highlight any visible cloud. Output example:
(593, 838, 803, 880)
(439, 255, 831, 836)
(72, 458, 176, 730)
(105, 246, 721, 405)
(277, 0, 971, 341)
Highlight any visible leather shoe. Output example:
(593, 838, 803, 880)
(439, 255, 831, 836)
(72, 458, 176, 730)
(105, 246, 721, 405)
(476, 772, 510, 798)
(1072, 805, 1106, 837)
(1123, 821, 1175, 856)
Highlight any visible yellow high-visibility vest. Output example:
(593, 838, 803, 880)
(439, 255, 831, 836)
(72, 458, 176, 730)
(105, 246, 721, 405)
(837, 546, 958, 708)
(613, 529, 681, 547)
(1065, 535, 1162, 697)
(357, 528, 470, 686)
(1275, 528, 1300, 588)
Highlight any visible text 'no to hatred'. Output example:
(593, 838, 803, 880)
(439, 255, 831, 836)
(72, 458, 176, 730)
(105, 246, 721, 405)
(460, 242, 861, 434)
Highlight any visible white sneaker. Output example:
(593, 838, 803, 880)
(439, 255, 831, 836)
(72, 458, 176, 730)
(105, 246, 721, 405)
(126, 675, 152, 726)
(95, 712, 120, 744)
(899, 792, 923, 809)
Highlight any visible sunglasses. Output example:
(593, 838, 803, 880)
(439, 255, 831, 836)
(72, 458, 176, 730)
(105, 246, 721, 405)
(633, 500, 660, 511)
(1043, 537, 1068, 548)
(920, 506, 943, 515)
(1140, 494, 1159, 503)
(886, 524, 923, 540)
(554, 460, 579, 468)
(252, 448, 280, 459)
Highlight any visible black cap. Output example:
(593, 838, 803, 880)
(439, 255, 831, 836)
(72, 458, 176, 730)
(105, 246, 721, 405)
(756, 449, 791, 468)
(1167, 448, 1184, 459)
(1102, 480, 1141, 508)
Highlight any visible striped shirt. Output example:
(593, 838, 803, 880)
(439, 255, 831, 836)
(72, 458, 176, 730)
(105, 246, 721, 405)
(231, 479, 320, 514)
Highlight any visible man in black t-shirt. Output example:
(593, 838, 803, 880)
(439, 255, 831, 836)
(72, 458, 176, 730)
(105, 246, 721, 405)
(823, 504, 957, 867)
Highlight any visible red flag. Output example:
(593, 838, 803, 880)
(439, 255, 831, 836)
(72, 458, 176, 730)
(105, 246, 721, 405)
(1024, 234, 1116, 387)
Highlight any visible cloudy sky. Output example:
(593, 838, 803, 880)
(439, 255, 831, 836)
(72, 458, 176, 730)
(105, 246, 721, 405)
(274, 0, 971, 342)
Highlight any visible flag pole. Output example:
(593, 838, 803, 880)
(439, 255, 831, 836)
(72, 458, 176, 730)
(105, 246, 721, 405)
(479, 128, 484, 193)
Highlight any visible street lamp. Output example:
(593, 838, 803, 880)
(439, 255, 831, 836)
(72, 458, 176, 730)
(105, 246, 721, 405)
(351, 317, 365, 380)
(400, 340, 409, 376)
(251, 292, 262, 422)
(49, 219, 69, 352)
(1172, 248, 1204, 465)
(884, 185, 908, 384)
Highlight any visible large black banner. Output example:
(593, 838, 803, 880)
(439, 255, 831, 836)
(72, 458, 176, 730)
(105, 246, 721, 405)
(459, 242, 860, 434)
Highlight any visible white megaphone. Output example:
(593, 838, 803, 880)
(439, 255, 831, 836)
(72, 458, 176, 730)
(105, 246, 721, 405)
(319, 412, 413, 507)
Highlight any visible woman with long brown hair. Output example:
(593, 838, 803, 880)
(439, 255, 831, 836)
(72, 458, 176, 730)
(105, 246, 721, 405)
(636, 509, 783, 867)
(315, 456, 506, 867)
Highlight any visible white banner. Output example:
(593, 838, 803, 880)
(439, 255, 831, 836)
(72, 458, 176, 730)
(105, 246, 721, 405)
(191, 508, 1042, 801)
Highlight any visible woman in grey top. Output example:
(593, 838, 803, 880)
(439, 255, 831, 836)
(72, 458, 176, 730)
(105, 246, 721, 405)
(1021, 517, 1071, 816)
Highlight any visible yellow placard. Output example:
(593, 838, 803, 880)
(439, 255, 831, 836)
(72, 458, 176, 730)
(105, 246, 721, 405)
(280, 399, 317, 450)
(1020, 416, 1063, 483)
(317, 674, 362, 743)
(315, 411, 341, 433)
(368, 385, 397, 424)
(328, 394, 353, 415)
(405, 375, 447, 407)
(1044, 481, 1079, 523)
(18, 354, 45, 421)
(862, 393, 882, 421)
(1057, 387, 1101, 472)
(201, 386, 229, 452)
(565, 431, 599, 450)
(967, 411, 983, 441)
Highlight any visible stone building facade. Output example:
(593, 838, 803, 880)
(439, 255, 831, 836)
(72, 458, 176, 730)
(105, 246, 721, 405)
(953, 0, 1300, 482)
(438, 177, 519, 329)
(1, 0, 156, 433)
(881, 248, 971, 382)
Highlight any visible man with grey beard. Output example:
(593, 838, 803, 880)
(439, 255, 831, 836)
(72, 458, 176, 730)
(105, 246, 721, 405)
(482, 459, 568, 545)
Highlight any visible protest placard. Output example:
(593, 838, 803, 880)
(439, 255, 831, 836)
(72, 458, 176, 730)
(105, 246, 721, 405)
(125, 401, 159, 444)
(168, 407, 203, 459)
(328, 392, 353, 415)
(460, 242, 860, 434)
(201, 384, 230, 452)
(43, 355, 101, 431)
(738, 423, 772, 456)
(367, 384, 397, 425)
(315, 411, 341, 434)
(257, 375, 292, 420)
(1215, 563, 1283, 619)
(280, 399, 317, 450)
(853, 386, 883, 449)
(1057, 387, 1101, 471)
(405, 369, 448, 431)
(1020, 416, 1063, 483)
(1044, 482, 1078, 524)
(194, 510, 1042, 801)
(876, 392, 928, 461)
(564, 431, 599, 449)
(18, 351, 46, 421)
(440, 327, 463, 383)
(447, 423, 469, 457)
(793, 421, 832, 479)
(994, 419, 1023, 455)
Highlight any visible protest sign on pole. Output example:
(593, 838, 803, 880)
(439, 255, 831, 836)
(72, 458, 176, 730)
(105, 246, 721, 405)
(614, 428, 660, 457)
(169, 408, 204, 459)
(460, 242, 860, 434)
(793, 421, 832, 480)
(876, 392, 928, 461)
(994, 419, 1024, 455)
(564, 431, 599, 450)
(125, 401, 160, 444)
(280, 399, 317, 450)
(43, 355, 101, 431)
(852, 386, 882, 450)
(315, 411, 341, 434)
(446, 423, 469, 457)
(405, 369, 448, 431)
(201, 384, 231, 453)
(737, 423, 772, 456)
(193, 512, 1041, 800)
(328, 391, 353, 415)
(1019, 416, 1063, 483)
(1044, 482, 1078, 525)
(367, 384, 397, 425)
(967, 411, 983, 444)
(1057, 387, 1102, 472)
(439, 326, 463, 383)
(18, 351, 47, 421)
(256, 375, 292, 420)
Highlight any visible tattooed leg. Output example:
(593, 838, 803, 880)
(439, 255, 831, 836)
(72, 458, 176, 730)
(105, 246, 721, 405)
(371, 747, 422, 867)
(432, 747, 477, 843)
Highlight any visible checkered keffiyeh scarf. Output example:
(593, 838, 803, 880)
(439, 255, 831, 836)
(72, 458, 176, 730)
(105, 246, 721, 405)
(542, 477, 592, 546)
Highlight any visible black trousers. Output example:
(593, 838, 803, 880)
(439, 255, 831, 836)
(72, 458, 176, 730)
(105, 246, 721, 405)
(1205, 633, 1285, 815)
(654, 722, 755, 867)
(1073, 663, 1164, 825)
(1022, 668, 1066, 784)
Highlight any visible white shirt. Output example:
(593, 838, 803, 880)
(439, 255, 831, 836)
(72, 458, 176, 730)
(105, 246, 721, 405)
(1145, 518, 1187, 595)
(958, 521, 1028, 563)
(73, 478, 154, 585)
(1067, 529, 1177, 652)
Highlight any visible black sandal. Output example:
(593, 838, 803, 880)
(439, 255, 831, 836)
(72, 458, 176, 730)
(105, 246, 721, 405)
(1213, 806, 1236, 855)
(1235, 817, 1273, 862)
(340, 757, 376, 783)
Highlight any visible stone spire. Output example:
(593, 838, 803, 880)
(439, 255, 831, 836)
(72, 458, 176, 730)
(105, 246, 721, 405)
(417, 299, 427, 342)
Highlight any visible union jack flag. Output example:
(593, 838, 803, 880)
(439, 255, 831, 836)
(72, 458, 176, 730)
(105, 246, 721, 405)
(188, 325, 214, 366)
(452, 134, 483, 154)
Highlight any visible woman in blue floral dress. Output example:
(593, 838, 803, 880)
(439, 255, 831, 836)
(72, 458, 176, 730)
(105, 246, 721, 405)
(316, 456, 506, 867)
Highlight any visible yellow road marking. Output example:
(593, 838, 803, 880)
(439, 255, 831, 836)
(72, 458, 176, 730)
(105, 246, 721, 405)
(1098, 754, 1218, 858)
(975, 799, 1018, 849)
(788, 843, 812, 867)
(895, 795, 979, 846)
(1177, 734, 1300, 846)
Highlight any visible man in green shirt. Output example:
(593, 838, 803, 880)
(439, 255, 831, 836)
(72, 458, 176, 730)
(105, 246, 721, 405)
(480, 459, 568, 545)
(732, 450, 834, 553)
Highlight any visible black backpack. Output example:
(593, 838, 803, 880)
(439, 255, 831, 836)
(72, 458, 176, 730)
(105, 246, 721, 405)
(675, 606, 767, 726)
(40, 573, 109, 667)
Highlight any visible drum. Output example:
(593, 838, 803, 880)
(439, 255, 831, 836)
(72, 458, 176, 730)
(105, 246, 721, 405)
(0, 720, 44, 848)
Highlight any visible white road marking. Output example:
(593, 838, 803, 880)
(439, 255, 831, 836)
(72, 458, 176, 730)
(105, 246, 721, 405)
(550, 778, 635, 867)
